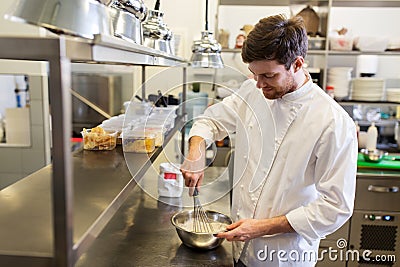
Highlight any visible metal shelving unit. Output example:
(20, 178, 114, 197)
(0, 35, 187, 267)
(217, 0, 400, 91)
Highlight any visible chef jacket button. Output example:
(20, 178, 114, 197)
(237, 212, 240, 217)
(243, 155, 247, 159)
(241, 184, 244, 188)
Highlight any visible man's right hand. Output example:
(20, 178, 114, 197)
(180, 136, 207, 196)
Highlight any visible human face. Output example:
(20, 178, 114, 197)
(248, 59, 297, 99)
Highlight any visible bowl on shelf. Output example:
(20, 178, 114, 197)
(360, 148, 388, 163)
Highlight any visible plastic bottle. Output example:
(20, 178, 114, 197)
(235, 30, 246, 49)
(366, 122, 378, 150)
(355, 121, 360, 140)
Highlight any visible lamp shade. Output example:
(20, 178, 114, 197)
(190, 31, 224, 68)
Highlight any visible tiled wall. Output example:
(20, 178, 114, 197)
(0, 75, 51, 189)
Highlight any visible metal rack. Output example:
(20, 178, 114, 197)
(0, 35, 187, 267)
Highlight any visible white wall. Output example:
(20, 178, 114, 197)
(0, 0, 51, 188)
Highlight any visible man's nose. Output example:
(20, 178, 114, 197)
(255, 75, 266, 88)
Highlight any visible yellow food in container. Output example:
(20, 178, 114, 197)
(122, 129, 156, 153)
(81, 126, 118, 150)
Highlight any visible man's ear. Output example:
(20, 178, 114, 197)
(293, 56, 304, 72)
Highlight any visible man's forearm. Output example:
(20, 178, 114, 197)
(188, 136, 206, 160)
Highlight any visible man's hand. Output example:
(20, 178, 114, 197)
(216, 216, 295, 242)
(180, 136, 207, 195)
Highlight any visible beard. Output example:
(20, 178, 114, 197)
(262, 72, 297, 99)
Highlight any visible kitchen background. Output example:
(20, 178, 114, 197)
(0, 0, 400, 186)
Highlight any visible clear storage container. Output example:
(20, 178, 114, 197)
(81, 126, 118, 150)
(122, 129, 156, 153)
(133, 125, 166, 147)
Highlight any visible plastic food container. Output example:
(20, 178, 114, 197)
(329, 36, 354, 51)
(150, 105, 178, 116)
(133, 125, 165, 147)
(126, 101, 151, 116)
(81, 127, 118, 150)
(122, 130, 156, 153)
(147, 113, 177, 130)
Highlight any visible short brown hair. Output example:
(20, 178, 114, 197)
(241, 14, 308, 70)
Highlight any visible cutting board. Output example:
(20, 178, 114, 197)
(357, 153, 400, 170)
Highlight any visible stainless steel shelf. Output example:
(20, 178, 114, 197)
(219, 0, 400, 7)
(0, 35, 187, 267)
(219, 0, 329, 6)
(332, 0, 400, 7)
(0, 35, 186, 66)
(338, 101, 400, 106)
(328, 50, 400, 56)
(0, 116, 185, 266)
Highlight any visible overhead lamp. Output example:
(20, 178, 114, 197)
(190, 0, 224, 68)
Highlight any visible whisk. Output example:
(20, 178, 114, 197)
(193, 188, 214, 233)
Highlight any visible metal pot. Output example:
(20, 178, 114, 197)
(5, 0, 113, 39)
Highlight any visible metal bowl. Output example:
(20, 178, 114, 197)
(360, 148, 388, 163)
(171, 210, 232, 250)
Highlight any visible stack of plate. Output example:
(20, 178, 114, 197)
(386, 88, 400, 102)
(351, 78, 385, 101)
(327, 67, 353, 99)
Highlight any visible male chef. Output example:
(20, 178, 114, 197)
(180, 14, 357, 266)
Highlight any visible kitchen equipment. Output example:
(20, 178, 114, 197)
(171, 209, 232, 250)
(142, 10, 174, 54)
(5, 0, 114, 39)
(357, 153, 400, 170)
(112, 0, 147, 21)
(348, 175, 400, 267)
(327, 67, 353, 100)
(351, 77, 385, 101)
(190, 0, 223, 68)
(109, 7, 143, 44)
(308, 37, 326, 50)
(360, 149, 388, 163)
(193, 188, 214, 233)
(72, 74, 122, 136)
(356, 55, 379, 77)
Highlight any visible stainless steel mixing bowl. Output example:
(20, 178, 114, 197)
(171, 210, 232, 250)
(360, 148, 388, 163)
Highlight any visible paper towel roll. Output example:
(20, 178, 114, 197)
(357, 55, 378, 76)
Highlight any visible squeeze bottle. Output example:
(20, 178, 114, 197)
(366, 122, 378, 150)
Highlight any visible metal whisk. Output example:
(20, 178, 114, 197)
(193, 188, 214, 233)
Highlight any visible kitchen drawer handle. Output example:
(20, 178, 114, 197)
(367, 185, 399, 193)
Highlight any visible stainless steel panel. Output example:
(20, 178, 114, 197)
(348, 210, 399, 267)
(72, 74, 122, 132)
(355, 177, 400, 212)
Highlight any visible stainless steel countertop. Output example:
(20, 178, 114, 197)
(75, 166, 234, 267)
(0, 142, 234, 266)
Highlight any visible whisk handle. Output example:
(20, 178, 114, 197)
(193, 187, 199, 196)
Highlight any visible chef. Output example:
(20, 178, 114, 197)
(180, 14, 357, 266)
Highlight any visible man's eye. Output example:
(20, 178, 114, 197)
(263, 74, 275, 78)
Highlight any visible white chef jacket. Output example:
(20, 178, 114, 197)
(189, 77, 357, 266)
